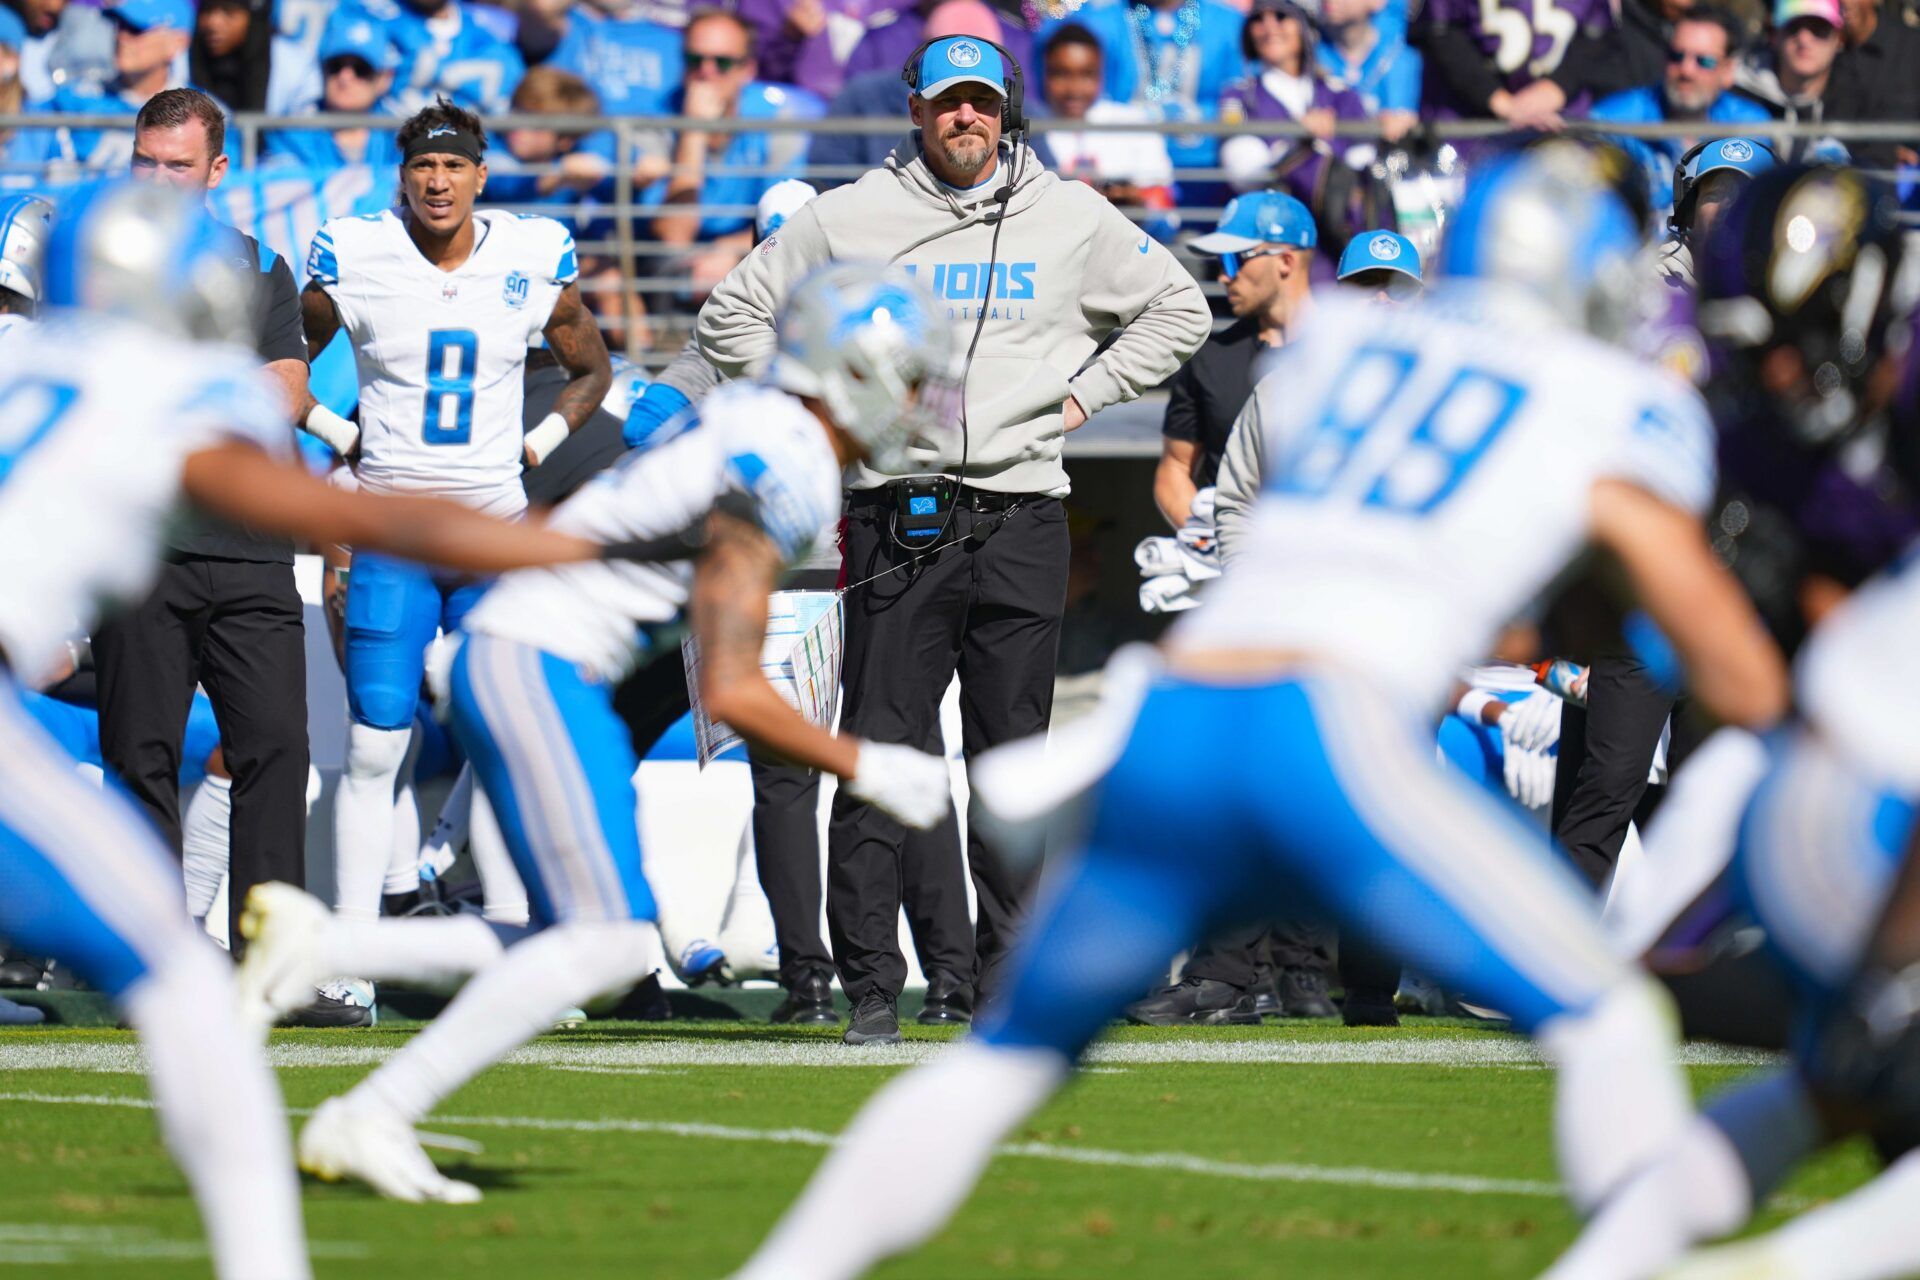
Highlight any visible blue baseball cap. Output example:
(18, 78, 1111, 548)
(1189, 191, 1318, 254)
(1337, 230, 1422, 283)
(106, 0, 194, 33)
(0, 5, 25, 49)
(911, 36, 1010, 101)
(318, 13, 398, 71)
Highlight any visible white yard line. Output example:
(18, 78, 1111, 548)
(0, 1037, 1779, 1075)
(0, 1089, 1561, 1199)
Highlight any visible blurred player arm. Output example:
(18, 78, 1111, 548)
(535, 281, 614, 446)
(689, 508, 860, 779)
(1588, 477, 1788, 729)
(181, 440, 600, 573)
(1211, 387, 1268, 567)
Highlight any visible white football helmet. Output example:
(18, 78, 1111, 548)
(0, 194, 54, 311)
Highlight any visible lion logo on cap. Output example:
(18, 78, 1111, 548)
(947, 40, 983, 68)
(1720, 139, 1753, 163)
(1369, 234, 1401, 260)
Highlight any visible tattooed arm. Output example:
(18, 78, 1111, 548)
(541, 282, 614, 433)
(690, 509, 862, 779)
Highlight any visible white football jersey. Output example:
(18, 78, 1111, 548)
(308, 208, 577, 518)
(1176, 286, 1717, 713)
(464, 382, 844, 682)
(0, 314, 288, 683)
(1795, 552, 1920, 790)
(0, 314, 29, 344)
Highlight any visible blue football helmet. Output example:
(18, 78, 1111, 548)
(41, 180, 254, 345)
(770, 262, 961, 473)
(1437, 148, 1644, 341)
(0, 194, 54, 311)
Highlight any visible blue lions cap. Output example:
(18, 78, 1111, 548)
(318, 13, 399, 71)
(0, 5, 25, 49)
(106, 0, 194, 33)
(1337, 229, 1422, 283)
(911, 36, 1010, 101)
(1189, 191, 1318, 254)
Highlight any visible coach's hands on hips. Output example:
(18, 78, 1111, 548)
(1062, 395, 1088, 432)
(845, 741, 953, 830)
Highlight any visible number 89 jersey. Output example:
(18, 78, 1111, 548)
(308, 208, 577, 518)
(1177, 288, 1717, 714)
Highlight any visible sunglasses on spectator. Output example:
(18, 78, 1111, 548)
(1782, 17, 1838, 37)
(1216, 247, 1290, 279)
(324, 55, 378, 79)
(1343, 269, 1422, 300)
(687, 52, 745, 72)
(1666, 48, 1721, 68)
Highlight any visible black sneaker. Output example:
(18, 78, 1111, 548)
(1342, 996, 1401, 1028)
(771, 971, 839, 1026)
(282, 989, 374, 1029)
(1123, 977, 1260, 1026)
(1275, 967, 1338, 1019)
(842, 992, 902, 1045)
(917, 972, 974, 1026)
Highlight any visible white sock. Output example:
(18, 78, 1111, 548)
(123, 943, 311, 1280)
(354, 921, 656, 1124)
(332, 724, 412, 921)
(384, 733, 425, 896)
(320, 913, 510, 989)
(1541, 1114, 1752, 1280)
(733, 1042, 1069, 1280)
(468, 786, 530, 926)
(1538, 978, 1693, 1214)
(181, 776, 232, 921)
(1764, 1147, 1920, 1279)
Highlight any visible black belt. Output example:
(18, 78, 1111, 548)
(849, 484, 1041, 514)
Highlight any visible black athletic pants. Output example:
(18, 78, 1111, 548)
(1183, 918, 1334, 988)
(93, 555, 309, 953)
(829, 496, 1070, 1006)
(1550, 654, 1686, 889)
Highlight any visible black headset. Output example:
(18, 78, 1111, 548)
(900, 35, 1027, 136)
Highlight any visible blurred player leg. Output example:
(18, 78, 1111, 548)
(0, 679, 309, 1280)
(382, 722, 426, 899)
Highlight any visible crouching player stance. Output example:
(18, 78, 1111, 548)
(0, 182, 608, 1280)
(1545, 168, 1920, 1280)
(729, 151, 1791, 1280)
(236, 263, 962, 1204)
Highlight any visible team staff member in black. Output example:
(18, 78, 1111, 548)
(92, 89, 318, 975)
(697, 35, 1210, 1045)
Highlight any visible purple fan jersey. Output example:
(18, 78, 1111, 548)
(1421, 0, 1611, 101)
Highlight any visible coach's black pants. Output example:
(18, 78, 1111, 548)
(1183, 917, 1334, 989)
(1550, 654, 1685, 889)
(93, 555, 309, 952)
(829, 497, 1069, 1006)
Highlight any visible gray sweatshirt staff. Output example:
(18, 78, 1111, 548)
(695, 135, 1212, 496)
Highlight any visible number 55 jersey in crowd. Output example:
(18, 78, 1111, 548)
(1178, 286, 1716, 715)
(307, 208, 578, 519)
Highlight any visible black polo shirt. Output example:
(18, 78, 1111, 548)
(169, 223, 306, 562)
(1160, 316, 1262, 486)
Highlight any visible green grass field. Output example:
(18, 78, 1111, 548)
(0, 1017, 1880, 1278)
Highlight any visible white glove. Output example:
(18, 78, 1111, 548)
(1139, 573, 1200, 614)
(423, 633, 462, 724)
(845, 741, 952, 830)
(1503, 744, 1556, 810)
(1498, 687, 1563, 753)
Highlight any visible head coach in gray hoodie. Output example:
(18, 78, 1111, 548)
(695, 34, 1210, 1045)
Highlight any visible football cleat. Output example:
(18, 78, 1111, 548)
(235, 882, 331, 1037)
(298, 1097, 482, 1205)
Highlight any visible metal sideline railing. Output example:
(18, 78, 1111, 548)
(3, 111, 1916, 370)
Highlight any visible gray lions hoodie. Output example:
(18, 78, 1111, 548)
(695, 135, 1212, 494)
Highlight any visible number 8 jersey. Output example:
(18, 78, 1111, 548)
(1180, 287, 1717, 714)
(307, 208, 578, 518)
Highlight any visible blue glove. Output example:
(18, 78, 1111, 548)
(623, 382, 692, 451)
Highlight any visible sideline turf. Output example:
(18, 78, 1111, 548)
(0, 1022, 1877, 1278)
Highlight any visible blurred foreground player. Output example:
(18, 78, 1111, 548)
(727, 150, 1790, 1280)
(234, 263, 964, 1205)
(0, 182, 607, 1280)
(1546, 167, 1920, 1280)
